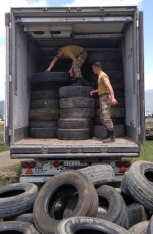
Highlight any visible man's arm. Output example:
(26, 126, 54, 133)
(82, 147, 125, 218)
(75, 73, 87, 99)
(103, 78, 118, 105)
(45, 57, 58, 72)
(90, 89, 98, 96)
(68, 56, 77, 77)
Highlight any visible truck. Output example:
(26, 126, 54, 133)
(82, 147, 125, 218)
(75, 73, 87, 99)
(5, 6, 145, 183)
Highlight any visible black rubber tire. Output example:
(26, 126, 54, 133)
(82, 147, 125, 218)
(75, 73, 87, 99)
(95, 98, 125, 108)
(93, 125, 124, 138)
(0, 183, 38, 218)
(30, 99, 59, 109)
(29, 109, 59, 120)
(105, 70, 124, 79)
(0, 221, 39, 233)
(126, 160, 153, 212)
(32, 72, 69, 83)
(120, 172, 133, 198)
(59, 86, 93, 98)
(31, 81, 64, 92)
(57, 128, 92, 140)
(148, 215, 153, 234)
(96, 108, 125, 118)
(101, 61, 123, 71)
(29, 120, 57, 128)
(55, 217, 130, 234)
(30, 127, 57, 138)
(58, 118, 93, 129)
(113, 90, 124, 98)
(60, 97, 95, 108)
(16, 214, 34, 224)
(33, 170, 98, 234)
(31, 90, 58, 100)
(93, 117, 124, 126)
(87, 51, 121, 64)
(60, 108, 95, 119)
(78, 165, 115, 186)
(128, 221, 149, 234)
(96, 185, 128, 227)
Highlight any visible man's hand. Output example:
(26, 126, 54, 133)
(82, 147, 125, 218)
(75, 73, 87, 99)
(68, 69, 73, 77)
(45, 67, 51, 72)
(111, 97, 118, 105)
(90, 90, 97, 96)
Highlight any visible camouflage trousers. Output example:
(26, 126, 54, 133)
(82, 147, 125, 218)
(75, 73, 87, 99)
(99, 93, 114, 131)
(73, 50, 87, 78)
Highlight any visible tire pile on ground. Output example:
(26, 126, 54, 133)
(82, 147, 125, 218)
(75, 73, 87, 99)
(0, 160, 153, 234)
(57, 86, 95, 140)
(86, 50, 125, 139)
(29, 72, 69, 138)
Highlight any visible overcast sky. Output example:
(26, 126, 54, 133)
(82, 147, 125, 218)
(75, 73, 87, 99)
(0, 0, 152, 100)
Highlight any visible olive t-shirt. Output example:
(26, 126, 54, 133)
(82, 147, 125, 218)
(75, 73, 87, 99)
(98, 71, 109, 95)
(60, 45, 83, 59)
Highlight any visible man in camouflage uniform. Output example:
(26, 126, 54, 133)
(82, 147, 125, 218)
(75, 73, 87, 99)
(90, 62, 118, 143)
(45, 45, 87, 86)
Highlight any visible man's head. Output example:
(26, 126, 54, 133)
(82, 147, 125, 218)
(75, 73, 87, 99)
(92, 61, 102, 74)
(52, 48, 63, 58)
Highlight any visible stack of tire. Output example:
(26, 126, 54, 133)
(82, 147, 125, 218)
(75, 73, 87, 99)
(29, 72, 69, 138)
(86, 50, 125, 139)
(57, 86, 95, 140)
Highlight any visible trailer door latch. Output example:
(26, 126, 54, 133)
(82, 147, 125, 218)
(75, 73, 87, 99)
(42, 146, 48, 154)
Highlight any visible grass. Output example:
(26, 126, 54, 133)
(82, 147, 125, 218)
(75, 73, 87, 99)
(0, 165, 20, 186)
(146, 121, 153, 126)
(0, 121, 10, 152)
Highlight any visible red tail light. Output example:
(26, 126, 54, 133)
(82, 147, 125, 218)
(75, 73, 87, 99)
(29, 161, 36, 168)
(21, 161, 29, 168)
(123, 161, 131, 168)
(53, 161, 60, 168)
(116, 160, 131, 168)
(120, 166, 126, 173)
(116, 161, 123, 167)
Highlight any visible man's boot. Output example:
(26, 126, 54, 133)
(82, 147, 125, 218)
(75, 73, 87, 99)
(103, 130, 114, 143)
(73, 77, 83, 86)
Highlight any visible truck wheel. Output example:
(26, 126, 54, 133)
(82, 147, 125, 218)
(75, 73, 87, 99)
(55, 217, 130, 234)
(0, 221, 39, 233)
(93, 125, 124, 138)
(96, 108, 124, 118)
(32, 72, 69, 83)
(59, 86, 93, 98)
(16, 214, 34, 224)
(30, 120, 57, 128)
(57, 128, 92, 140)
(128, 221, 149, 234)
(60, 108, 95, 119)
(148, 215, 153, 234)
(33, 170, 98, 234)
(96, 185, 128, 228)
(30, 127, 57, 138)
(58, 119, 93, 129)
(0, 183, 38, 218)
(31, 90, 58, 100)
(60, 97, 95, 108)
(29, 109, 59, 120)
(93, 118, 124, 126)
(126, 161, 153, 212)
(30, 99, 59, 109)
(87, 51, 121, 64)
(78, 165, 115, 186)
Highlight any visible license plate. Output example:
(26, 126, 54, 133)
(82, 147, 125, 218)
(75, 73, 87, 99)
(64, 161, 81, 166)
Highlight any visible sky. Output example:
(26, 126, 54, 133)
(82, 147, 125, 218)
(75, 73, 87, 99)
(0, 0, 152, 101)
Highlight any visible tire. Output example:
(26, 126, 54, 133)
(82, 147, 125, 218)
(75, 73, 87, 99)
(55, 217, 130, 234)
(93, 118, 124, 126)
(30, 99, 59, 109)
(32, 72, 69, 83)
(29, 109, 59, 120)
(16, 214, 34, 224)
(33, 170, 98, 234)
(128, 221, 149, 234)
(31, 90, 58, 100)
(106, 70, 124, 79)
(57, 129, 92, 140)
(101, 61, 123, 71)
(148, 215, 153, 234)
(95, 98, 124, 108)
(60, 97, 95, 108)
(120, 173, 133, 198)
(0, 221, 39, 233)
(58, 119, 93, 129)
(78, 165, 115, 186)
(60, 108, 95, 119)
(59, 86, 93, 98)
(93, 125, 124, 138)
(29, 120, 57, 128)
(87, 51, 121, 64)
(96, 185, 128, 227)
(126, 160, 153, 212)
(113, 90, 124, 98)
(31, 81, 63, 92)
(0, 183, 38, 218)
(30, 127, 57, 138)
(96, 108, 124, 118)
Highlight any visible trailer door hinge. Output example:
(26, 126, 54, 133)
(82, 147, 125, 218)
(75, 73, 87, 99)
(137, 73, 140, 80)
(42, 146, 48, 154)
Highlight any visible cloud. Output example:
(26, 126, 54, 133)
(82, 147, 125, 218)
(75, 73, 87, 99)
(145, 73, 153, 90)
(64, 0, 143, 7)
